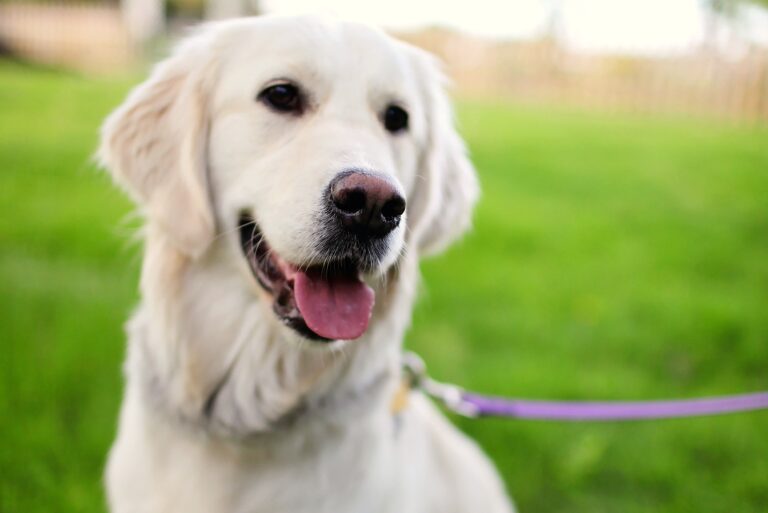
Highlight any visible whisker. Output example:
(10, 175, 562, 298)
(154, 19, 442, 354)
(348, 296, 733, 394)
(215, 218, 257, 244)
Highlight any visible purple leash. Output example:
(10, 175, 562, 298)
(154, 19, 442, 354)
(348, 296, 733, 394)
(459, 391, 768, 420)
(403, 353, 768, 421)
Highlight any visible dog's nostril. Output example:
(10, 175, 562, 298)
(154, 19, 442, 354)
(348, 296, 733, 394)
(381, 195, 405, 220)
(333, 187, 367, 215)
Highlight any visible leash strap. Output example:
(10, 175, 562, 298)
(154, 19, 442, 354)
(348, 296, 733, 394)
(458, 391, 768, 420)
(402, 353, 768, 421)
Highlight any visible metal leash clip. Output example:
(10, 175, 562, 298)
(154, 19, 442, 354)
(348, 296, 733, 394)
(402, 352, 480, 418)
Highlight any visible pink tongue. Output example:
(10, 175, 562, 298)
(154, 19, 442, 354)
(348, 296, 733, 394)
(293, 269, 375, 340)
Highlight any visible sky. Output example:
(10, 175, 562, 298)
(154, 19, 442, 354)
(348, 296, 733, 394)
(261, 0, 768, 55)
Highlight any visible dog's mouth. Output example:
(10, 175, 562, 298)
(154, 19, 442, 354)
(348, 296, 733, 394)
(238, 215, 375, 342)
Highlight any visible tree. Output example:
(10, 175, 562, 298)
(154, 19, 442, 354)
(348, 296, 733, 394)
(701, 0, 768, 53)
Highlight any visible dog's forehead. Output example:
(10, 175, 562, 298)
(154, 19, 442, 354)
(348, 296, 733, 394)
(214, 17, 421, 101)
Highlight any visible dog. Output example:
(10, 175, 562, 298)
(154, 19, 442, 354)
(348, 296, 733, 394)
(99, 15, 514, 513)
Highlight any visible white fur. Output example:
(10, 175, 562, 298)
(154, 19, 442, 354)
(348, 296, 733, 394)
(99, 15, 512, 513)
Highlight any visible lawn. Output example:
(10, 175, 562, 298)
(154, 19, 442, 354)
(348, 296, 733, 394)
(1, 60, 767, 512)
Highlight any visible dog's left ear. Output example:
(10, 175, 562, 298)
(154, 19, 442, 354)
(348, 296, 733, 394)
(99, 31, 217, 258)
(407, 51, 480, 257)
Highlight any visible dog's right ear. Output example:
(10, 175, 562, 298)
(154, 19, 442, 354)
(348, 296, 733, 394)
(406, 50, 480, 258)
(98, 32, 218, 258)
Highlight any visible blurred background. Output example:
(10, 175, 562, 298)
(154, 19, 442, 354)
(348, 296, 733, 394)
(1, 1, 767, 512)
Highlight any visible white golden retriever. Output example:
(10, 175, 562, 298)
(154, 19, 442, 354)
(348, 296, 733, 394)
(99, 15, 513, 513)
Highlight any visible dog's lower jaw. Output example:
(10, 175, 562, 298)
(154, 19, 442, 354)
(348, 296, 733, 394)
(130, 235, 416, 439)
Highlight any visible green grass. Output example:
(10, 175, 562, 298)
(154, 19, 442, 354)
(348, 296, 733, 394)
(2, 60, 767, 512)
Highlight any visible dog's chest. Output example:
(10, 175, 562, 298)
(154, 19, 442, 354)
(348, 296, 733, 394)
(242, 440, 406, 512)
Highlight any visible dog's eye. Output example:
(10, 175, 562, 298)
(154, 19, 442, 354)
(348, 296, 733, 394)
(383, 105, 409, 133)
(258, 83, 303, 114)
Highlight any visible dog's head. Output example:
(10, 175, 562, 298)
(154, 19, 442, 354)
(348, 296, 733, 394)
(100, 16, 478, 344)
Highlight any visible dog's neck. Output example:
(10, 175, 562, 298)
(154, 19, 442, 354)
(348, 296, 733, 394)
(125, 233, 420, 440)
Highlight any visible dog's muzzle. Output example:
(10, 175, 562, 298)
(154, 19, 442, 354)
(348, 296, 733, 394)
(238, 170, 405, 342)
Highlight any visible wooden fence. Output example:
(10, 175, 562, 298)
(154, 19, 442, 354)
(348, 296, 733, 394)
(400, 29, 768, 125)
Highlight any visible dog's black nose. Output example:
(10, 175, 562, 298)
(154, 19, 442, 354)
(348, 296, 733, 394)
(329, 171, 406, 239)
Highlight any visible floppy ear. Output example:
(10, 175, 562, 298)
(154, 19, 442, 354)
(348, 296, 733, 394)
(408, 52, 480, 257)
(98, 32, 218, 258)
